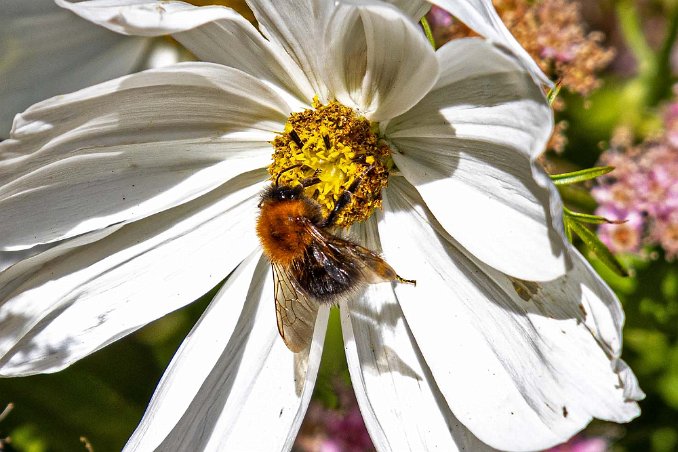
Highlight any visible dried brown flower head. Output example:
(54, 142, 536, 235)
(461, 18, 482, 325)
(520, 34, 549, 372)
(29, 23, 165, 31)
(430, 0, 614, 96)
(427, 0, 614, 154)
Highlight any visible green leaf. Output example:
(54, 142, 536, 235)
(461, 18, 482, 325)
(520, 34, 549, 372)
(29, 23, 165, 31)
(313, 307, 349, 409)
(564, 207, 625, 225)
(557, 184, 598, 211)
(567, 219, 629, 276)
(550, 166, 615, 185)
(547, 81, 562, 106)
(564, 216, 574, 243)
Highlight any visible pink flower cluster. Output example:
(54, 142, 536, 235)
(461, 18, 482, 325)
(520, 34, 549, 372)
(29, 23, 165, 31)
(547, 435, 609, 452)
(295, 380, 374, 452)
(593, 106, 678, 260)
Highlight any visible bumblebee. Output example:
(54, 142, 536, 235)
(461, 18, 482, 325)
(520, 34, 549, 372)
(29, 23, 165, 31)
(256, 168, 414, 352)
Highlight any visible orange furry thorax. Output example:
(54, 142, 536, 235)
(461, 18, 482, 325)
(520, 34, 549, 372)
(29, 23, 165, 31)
(256, 198, 316, 266)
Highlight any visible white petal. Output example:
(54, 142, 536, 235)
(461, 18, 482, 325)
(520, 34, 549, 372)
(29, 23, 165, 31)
(390, 143, 568, 282)
(0, 0, 148, 138)
(387, 39, 567, 281)
(615, 359, 645, 402)
(568, 248, 645, 402)
(341, 220, 496, 451)
(5, 62, 288, 147)
(326, 1, 439, 121)
(57, 0, 314, 105)
(0, 244, 53, 272)
(170, 9, 314, 106)
(1, 62, 288, 249)
(378, 178, 640, 451)
(384, 0, 431, 19)
(246, 0, 334, 100)
(0, 171, 266, 376)
(389, 39, 552, 160)
(427, 0, 552, 86)
(56, 0, 240, 36)
(126, 253, 329, 451)
(1, 138, 270, 251)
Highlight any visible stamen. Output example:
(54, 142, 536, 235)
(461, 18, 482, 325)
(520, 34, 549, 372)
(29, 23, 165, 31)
(289, 130, 304, 149)
(269, 99, 391, 226)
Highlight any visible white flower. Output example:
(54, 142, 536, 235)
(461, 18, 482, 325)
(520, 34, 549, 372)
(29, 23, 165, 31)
(0, 0, 219, 271)
(0, 1, 642, 451)
(0, 0, 149, 138)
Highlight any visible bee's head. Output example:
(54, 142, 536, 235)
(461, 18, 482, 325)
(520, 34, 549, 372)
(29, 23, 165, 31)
(259, 184, 304, 207)
(272, 184, 304, 200)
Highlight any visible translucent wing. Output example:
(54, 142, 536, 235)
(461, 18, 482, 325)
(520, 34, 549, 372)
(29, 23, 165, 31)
(272, 262, 320, 353)
(307, 226, 401, 284)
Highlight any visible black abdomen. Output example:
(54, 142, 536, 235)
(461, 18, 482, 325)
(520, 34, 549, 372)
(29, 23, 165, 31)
(292, 242, 362, 302)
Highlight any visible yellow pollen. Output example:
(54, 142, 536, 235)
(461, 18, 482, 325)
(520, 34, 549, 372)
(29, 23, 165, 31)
(269, 99, 391, 227)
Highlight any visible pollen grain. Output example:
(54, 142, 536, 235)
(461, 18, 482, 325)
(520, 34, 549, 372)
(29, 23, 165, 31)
(269, 99, 391, 227)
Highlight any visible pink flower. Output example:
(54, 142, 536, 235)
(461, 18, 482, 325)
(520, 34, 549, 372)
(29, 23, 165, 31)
(595, 207, 644, 254)
(548, 435, 609, 452)
(296, 380, 374, 452)
(595, 131, 677, 259)
(652, 211, 678, 260)
(592, 183, 636, 211)
(428, 5, 454, 29)
(664, 101, 678, 147)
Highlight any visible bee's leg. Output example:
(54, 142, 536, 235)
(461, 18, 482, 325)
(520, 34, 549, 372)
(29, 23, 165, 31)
(300, 168, 322, 188)
(396, 275, 417, 286)
(322, 165, 375, 227)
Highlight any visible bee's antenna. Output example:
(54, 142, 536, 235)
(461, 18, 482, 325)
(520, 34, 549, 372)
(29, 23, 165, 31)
(276, 164, 302, 187)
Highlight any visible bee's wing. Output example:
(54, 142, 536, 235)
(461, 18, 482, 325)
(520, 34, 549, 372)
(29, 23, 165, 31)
(307, 226, 399, 285)
(320, 232, 399, 284)
(346, 242, 400, 283)
(272, 262, 320, 353)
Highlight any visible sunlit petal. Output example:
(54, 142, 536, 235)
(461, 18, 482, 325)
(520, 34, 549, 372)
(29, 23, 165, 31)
(342, 219, 496, 451)
(0, 0, 147, 137)
(0, 172, 265, 376)
(378, 178, 640, 451)
(387, 39, 568, 281)
(125, 253, 329, 451)
(326, 1, 438, 121)
(0, 63, 288, 250)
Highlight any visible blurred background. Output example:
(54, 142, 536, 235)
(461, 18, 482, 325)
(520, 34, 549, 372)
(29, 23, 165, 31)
(1, 1, 676, 451)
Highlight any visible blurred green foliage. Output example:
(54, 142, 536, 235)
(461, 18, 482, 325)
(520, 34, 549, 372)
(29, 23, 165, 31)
(566, 208, 678, 435)
(560, 1, 678, 449)
(0, 292, 213, 451)
(592, 253, 678, 452)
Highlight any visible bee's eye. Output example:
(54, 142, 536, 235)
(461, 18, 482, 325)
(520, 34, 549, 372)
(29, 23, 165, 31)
(274, 186, 300, 200)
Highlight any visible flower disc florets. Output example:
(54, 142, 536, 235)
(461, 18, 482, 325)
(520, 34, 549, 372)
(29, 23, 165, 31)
(269, 99, 390, 227)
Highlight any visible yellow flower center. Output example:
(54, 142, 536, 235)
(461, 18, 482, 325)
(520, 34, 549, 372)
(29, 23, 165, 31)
(269, 99, 391, 227)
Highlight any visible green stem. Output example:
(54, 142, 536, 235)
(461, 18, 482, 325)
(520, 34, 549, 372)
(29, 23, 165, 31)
(420, 16, 436, 49)
(616, 0, 678, 107)
(648, 2, 678, 105)
(616, 0, 654, 75)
